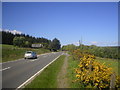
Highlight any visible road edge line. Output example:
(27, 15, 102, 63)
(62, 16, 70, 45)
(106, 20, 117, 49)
(16, 54, 62, 89)
(0, 67, 11, 71)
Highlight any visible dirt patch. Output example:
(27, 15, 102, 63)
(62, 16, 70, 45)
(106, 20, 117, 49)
(57, 53, 69, 88)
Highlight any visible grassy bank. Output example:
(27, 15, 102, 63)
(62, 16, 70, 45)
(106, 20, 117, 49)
(67, 55, 119, 88)
(25, 55, 66, 88)
(2, 44, 50, 62)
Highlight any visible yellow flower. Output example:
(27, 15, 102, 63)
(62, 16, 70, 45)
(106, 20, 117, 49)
(95, 83, 98, 86)
(86, 63, 88, 66)
(76, 75, 80, 78)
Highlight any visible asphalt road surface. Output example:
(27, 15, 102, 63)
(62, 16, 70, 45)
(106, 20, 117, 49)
(2, 52, 63, 89)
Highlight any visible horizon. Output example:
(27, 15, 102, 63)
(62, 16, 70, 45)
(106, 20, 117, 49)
(1, 29, 119, 47)
(2, 2, 118, 46)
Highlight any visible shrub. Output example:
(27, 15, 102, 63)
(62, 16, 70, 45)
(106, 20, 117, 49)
(72, 49, 120, 89)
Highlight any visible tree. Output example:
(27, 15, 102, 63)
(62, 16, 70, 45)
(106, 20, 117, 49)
(24, 41, 31, 47)
(13, 36, 26, 47)
(2, 31, 15, 45)
(2, 31, 51, 49)
(49, 38, 61, 51)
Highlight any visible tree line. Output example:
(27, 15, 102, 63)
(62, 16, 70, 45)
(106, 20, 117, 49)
(1, 31, 61, 51)
(62, 44, 120, 59)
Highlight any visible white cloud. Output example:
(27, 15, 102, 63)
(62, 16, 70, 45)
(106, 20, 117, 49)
(65, 41, 118, 47)
(73, 42, 79, 46)
(2, 29, 22, 35)
(91, 41, 98, 44)
(10, 30, 22, 34)
(89, 41, 118, 46)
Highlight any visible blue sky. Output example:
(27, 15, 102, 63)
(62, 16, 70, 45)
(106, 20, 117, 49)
(2, 2, 118, 46)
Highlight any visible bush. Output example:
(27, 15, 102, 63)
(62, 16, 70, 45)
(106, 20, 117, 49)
(72, 49, 120, 89)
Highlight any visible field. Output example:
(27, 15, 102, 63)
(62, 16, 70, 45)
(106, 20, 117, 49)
(25, 55, 65, 88)
(2, 44, 50, 62)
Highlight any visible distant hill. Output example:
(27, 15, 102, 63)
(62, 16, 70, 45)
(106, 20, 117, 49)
(1, 31, 51, 47)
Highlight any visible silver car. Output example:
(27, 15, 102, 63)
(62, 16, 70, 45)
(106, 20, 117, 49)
(24, 51, 37, 59)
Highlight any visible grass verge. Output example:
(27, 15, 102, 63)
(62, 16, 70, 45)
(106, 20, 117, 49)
(67, 56, 84, 88)
(2, 44, 50, 62)
(24, 55, 66, 88)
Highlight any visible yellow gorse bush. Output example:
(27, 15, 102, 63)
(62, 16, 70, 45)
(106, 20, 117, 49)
(72, 49, 120, 89)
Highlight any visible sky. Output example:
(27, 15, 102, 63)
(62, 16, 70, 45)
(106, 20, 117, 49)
(2, 2, 118, 46)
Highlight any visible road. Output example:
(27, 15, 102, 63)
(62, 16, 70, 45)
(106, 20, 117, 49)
(2, 52, 63, 89)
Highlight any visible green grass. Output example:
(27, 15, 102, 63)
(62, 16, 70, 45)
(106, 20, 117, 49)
(95, 57, 118, 75)
(25, 55, 66, 88)
(2, 44, 50, 62)
(67, 56, 84, 88)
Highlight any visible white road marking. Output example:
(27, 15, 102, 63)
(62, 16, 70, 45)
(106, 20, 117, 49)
(16, 54, 62, 89)
(0, 67, 11, 71)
